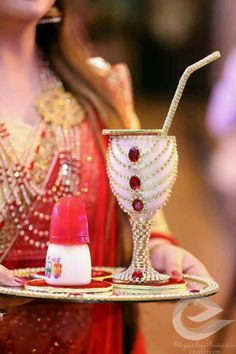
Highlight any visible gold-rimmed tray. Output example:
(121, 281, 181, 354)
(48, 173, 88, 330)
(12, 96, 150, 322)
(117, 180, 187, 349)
(0, 267, 219, 303)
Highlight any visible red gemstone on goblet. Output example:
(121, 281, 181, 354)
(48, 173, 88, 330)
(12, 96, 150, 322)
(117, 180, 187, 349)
(132, 271, 143, 280)
(129, 176, 141, 190)
(128, 147, 140, 162)
(132, 199, 144, 212)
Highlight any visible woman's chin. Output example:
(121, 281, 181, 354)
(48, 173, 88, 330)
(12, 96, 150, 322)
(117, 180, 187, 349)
(0, 0, 55, 24)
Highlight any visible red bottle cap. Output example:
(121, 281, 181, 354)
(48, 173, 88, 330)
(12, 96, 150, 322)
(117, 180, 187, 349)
(49, 196, 89, 245)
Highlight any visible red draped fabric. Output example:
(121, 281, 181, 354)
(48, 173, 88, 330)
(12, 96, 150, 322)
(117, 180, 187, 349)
(0, 118, 146, 354)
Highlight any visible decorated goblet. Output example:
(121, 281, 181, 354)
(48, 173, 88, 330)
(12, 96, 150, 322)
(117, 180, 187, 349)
(103, 129, 178, 284)
(103, 51, 220, 285)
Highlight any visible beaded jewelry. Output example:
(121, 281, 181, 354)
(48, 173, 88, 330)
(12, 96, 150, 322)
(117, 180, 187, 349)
(0, 60, 85, 261)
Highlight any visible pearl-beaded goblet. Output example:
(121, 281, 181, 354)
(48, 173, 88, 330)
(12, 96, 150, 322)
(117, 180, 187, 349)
(103, 129, 178, 284)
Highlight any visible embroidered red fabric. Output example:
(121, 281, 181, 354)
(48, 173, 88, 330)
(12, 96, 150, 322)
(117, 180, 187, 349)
(0, 120, 146, 354)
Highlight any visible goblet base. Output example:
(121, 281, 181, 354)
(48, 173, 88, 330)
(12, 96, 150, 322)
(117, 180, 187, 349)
(112, 266, 169, 284)
(113, 278, 186, 294)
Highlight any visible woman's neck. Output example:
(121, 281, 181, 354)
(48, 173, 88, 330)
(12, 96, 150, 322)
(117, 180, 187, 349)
(0, 23, 37, 76)
(0, 23, 42, 125)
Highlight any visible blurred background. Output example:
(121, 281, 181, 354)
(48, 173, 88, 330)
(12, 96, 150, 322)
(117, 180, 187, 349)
(84, 1, 236, 353)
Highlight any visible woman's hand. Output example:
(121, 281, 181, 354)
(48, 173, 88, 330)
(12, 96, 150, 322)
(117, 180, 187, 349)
(150, 242, 210, 279)
(0, 265, 22, 286)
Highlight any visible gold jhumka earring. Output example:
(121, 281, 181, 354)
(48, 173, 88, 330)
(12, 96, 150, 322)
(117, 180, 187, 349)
(39, 6, 62, 24)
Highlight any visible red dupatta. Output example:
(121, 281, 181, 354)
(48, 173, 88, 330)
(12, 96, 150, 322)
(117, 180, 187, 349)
(0, 117, 126, 354)
(0, 60, 146, 354)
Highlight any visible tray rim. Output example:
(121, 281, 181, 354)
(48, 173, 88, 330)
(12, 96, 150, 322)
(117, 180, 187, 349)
(0, 266, 219, 303)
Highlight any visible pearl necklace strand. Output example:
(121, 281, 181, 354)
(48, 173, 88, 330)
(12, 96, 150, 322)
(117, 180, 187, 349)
(0, 60, 85, 261)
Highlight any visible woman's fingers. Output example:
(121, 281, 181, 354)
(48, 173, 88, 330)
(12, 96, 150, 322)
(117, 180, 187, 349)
(182, 253, 211, 277)
(151, 244, 183, 277)
(0, 265, 22, 286)
(151, 245, 211, 279)
(163, 245, 184, 279)
(150, 244, 166, 272)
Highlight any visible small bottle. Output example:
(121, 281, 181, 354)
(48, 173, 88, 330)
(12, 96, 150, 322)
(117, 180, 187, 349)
(45, 196, 91, 286)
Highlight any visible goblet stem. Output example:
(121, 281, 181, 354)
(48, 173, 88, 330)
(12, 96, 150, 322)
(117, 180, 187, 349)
(113, 220, 170, 284)
(130, 220, 153, 273)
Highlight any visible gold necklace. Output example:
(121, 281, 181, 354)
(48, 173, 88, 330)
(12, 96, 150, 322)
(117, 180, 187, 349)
(0, 60, 86, 260)
(35, 61, 85, 128)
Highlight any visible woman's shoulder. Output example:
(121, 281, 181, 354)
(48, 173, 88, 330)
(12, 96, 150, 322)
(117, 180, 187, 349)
(87, 56, 133, 103)
(87, 57, 112, 76)
(87, 57, 133, 89)
(87, 57, 140, 129)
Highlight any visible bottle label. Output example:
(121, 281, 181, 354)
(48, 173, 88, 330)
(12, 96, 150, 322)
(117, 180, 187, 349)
(45, 255, 63, 279)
